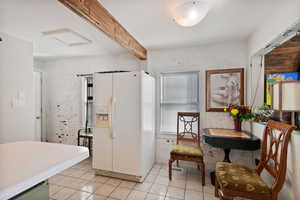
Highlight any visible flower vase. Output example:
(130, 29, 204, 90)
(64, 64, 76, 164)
(234, 119, 242, 132)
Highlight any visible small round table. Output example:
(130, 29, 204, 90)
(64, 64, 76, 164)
(203, 128, 261, 185)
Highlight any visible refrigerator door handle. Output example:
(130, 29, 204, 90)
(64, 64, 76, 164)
(108, 96, 113, 139)
(111, 97, 117, 139)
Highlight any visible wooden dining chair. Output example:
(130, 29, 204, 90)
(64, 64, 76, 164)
(169, 112, 205, 186)
(215, 120, 296, 200)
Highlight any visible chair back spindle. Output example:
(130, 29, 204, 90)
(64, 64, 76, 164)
(177, 112, 200, 147)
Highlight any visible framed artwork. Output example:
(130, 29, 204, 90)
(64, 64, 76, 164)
(206, 68, 244, 112)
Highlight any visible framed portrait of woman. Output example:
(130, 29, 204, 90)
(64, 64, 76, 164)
(206, 68, 244, 112)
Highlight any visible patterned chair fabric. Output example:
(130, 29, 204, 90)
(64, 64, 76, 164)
(171, 144, 203, 158)
(169, 112, 205, 186)
(216, 162, 271, 194)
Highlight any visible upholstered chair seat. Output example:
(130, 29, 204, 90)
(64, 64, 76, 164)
(171, 144, 203, 158)
(216, 162, 271, 195)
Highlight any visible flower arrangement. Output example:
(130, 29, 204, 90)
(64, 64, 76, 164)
(224, 104, 255, 131)
(224, 105, 254, 121)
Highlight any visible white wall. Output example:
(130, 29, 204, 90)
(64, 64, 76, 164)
(148, 40, 249, 131)
(248, 0, 300, 56)
(147, 41, 256, 170)
(39, 54, 141, 145)
(0, 32, 35, 143)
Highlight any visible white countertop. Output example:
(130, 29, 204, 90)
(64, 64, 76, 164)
(0, 141, 89, 200)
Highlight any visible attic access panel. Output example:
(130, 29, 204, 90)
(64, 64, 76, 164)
(42, 28, 91, 46)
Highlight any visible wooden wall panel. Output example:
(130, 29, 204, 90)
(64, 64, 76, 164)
(58, 0, 147, 60)
(265, 35, 300, 74)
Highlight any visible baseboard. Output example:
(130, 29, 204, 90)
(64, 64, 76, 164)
(95, 169, 144, 183)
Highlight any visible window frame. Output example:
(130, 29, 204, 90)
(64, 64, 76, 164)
(159, 71, 200, 135)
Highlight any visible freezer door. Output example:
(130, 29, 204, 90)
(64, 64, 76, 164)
(93, 73, 113, 171)
(112, 72, 141, 176)
(141, 73, 156, 178)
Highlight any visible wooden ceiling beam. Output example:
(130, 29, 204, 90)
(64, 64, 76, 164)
(58, 0, 147, 60)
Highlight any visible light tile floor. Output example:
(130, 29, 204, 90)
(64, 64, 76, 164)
(49, 158, 217, 200)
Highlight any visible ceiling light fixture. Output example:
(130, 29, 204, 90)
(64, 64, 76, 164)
(172, 0, 209, 27)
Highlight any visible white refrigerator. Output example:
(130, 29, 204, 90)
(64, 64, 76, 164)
(92, 71, 155, 182)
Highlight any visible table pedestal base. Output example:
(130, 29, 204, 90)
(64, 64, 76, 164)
(223, 148, 231, 163)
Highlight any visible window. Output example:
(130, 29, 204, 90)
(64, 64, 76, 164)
(82, 76, 93, 128)
(160, 72, 199, 133)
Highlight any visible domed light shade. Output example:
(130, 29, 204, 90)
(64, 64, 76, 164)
(172, 1, 209, 27)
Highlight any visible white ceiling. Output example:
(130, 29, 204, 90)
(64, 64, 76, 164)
(0, 0, 290, 59)
(0, 0, 125, 59)
(100, 0, 288, 49)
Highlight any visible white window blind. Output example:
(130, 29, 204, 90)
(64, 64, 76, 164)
(160, 72, 199, 133)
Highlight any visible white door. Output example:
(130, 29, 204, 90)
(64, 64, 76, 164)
(34, 72, 42, 141)
(93, 73, 113, 171)
(113, 72, 141, 176)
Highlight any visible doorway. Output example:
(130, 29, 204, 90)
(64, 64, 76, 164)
(34, 71, 42, 141)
